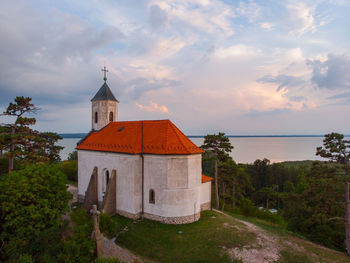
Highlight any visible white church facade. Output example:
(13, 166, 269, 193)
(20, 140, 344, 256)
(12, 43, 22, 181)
(77, 73, 212, 224)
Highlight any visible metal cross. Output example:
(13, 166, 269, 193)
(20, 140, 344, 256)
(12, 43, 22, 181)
(101, 66, 108, 82)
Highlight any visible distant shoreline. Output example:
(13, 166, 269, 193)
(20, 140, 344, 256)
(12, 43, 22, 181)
(59, 133, 350, 139)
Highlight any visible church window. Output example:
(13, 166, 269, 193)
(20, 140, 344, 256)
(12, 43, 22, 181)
(95, 112, 98, 123)
(149, 189, 155, 204)
(109, 111, 113, 122)
(106, 170, 110, 186)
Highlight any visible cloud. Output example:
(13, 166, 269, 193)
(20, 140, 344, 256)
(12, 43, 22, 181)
(260, 22, 274, 31)
(136, 102, 169, 113)
(236, 0, 261, 22)
(286, 0, 331, 37)
(150, 0, 235, 36)
(149, 5, 168, 30)
(257, 74, 306, 92)
(245, 108, 291, 117)
(308, 54, 350, 90)
(214, 45, 260, 59)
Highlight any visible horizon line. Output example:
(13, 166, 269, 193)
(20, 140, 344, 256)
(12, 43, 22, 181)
(59, 133, 350, 138)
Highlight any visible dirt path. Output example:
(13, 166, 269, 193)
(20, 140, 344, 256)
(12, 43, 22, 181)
(101, 235, 145, 263)
(227, 219, 280, 263)
(213, 209, 280, 263)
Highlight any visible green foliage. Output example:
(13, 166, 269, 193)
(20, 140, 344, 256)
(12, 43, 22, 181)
(58, 225, 95, 263)
(239, 198, 258, 217)
(0, 164, 72, 259)
(59, 160, 78, 182)
(283, 162, 345, 250)
(95, 258, 122, 263)
(201, 132, 233, 161)
(70, 208, 90, 226)
(316, 132, 350, 164)
(68, 150, 78, 161)
(0, 96, 63, 173)
(99, 213, 120, 238)
(18, 254, 33, 263)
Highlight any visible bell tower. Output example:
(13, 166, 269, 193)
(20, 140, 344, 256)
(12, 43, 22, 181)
(91, 67, 119, 130)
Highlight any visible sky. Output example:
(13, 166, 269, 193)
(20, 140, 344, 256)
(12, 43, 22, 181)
(1, 0, 350, 135)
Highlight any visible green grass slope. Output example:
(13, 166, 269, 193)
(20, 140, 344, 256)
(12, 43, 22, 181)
(105, 210, 350, 263)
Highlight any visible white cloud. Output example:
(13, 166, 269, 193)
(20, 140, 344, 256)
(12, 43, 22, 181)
(260, 22, 274, 31)
(214, 45, 261, 59)
(136, 102, 169, 113)
(286, 0, 331, 37)
(149, 0, 235, 36)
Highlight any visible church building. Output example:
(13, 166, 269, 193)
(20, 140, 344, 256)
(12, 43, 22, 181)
(76, 69, 212, 224)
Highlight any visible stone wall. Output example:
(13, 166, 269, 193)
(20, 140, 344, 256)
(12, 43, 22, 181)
(102, 170, 117, 216)
(83, 167, 98, 211)
(200, 201, 211, 211)
(116, 209, 141, 220)
(144, 212, 201, 224)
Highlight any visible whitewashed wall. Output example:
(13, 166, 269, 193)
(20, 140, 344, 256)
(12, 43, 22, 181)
(143, 154, 202, 218)
(78, 150, 141, 215)
(200, 181, 211, 205)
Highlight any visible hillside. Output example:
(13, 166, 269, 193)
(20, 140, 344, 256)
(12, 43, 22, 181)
(104, 210, 350, 263)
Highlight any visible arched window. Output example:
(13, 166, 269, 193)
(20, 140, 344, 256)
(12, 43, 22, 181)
(102, 169, 110, 194)
(106, 170, 110, 186)
(149, 189, 155, 204)
(109, 111, 113, 122)
(95, 112, 98, 123)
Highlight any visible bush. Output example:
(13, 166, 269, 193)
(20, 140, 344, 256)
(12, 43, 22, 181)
(71, 208, 90, 226)
(0, 164, 72, 260)
(239, 198, 258, 217)
(100, 213, 120, 238)
(57, 225, 95, 263)
(256, 209, 287, 226)
(59, 160, 78, 182)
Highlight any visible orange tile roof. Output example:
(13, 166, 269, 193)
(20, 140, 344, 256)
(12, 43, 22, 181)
(202, 174, 213, 183)
(76, 120, 204, 155)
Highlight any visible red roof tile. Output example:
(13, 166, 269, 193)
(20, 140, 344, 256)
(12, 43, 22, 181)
(76, 120, 204, 155)
(202, 174, 213, 183)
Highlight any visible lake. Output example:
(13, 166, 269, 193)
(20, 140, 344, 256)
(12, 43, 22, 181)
(58, 136, 327, 163)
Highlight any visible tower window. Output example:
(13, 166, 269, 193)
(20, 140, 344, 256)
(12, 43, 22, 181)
(95, 112, 98, 123)
(109, 111, 113, 122)
(149, 189, 155, 204)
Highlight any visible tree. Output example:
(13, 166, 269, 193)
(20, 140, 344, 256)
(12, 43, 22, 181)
(256, 185, 278, 210)
(316, 132, 350, 255)
(201, 133, 233, 209)
(1, 97, 38, 172)
(0, 97, 63, 172)
(0, 164, 72, 260)
(283, 162, 345, 250)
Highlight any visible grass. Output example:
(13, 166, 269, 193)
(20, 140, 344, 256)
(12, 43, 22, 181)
(108, 210, 255, 263)
(102, 210, 350, 263)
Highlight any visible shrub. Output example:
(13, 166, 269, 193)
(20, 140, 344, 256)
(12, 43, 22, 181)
(59, 160, 78, 182)
(57, 225, 95, 263)
(239, 198, 258, 217)
(71, 208, 90, 226)
(100, 213, 120, 238)
(0, 164, 72, 260)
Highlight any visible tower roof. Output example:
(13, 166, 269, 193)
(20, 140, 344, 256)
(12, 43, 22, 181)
(91, 82, 119, 102)
(76, 120, 204, 155)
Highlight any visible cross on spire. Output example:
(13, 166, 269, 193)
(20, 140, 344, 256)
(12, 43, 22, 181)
(101, 66, 108, 82)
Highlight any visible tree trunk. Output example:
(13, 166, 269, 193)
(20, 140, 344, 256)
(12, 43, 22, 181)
(345, 182, 350, 255)
(266, 198, 269, 210)
(221, 181, 226, 211)
(214, 157, 219, 209)
(232, 182, 236, 208)
(8, 126, 15, 173)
